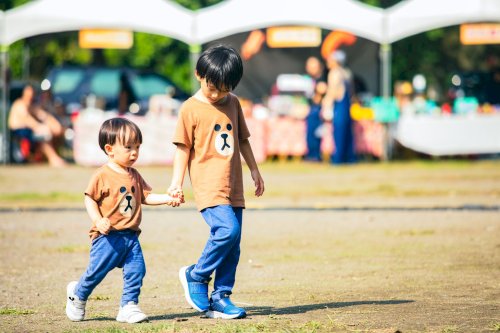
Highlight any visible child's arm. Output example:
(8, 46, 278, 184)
(167, 144, 190, 202)
(240, 139, 265, 197)
(84, 195, 111, 235)
(144, 193, 180, 206)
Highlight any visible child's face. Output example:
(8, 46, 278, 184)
(197, 75, 231, 104)
(105, 133, 140, 169)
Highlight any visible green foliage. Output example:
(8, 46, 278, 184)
(175, 0, 223, 10)
(0, 0, 31, 11)
(359, 0, 401, 8)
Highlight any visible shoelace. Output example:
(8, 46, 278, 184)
(69, 297, 86, 309)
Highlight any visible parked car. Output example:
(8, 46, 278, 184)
(44, 66, 189, 115)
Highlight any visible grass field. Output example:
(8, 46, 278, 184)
(0, 160, 499, 332)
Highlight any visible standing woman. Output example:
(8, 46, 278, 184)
(322, 50, 356, 164)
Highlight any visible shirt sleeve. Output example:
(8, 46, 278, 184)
(84, 171, 104, 202)
(237, 98, 251, 140)
(136, 171, 152, 204)
(172, 102, 195, 148)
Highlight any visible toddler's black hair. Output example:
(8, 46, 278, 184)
(98, 117, 142, 154)
(196, 45, 243, 91)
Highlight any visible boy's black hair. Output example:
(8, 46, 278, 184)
(196, 45, 243, 91)
(98, 117, 142, 154)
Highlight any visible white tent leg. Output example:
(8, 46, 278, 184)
(379, 43, 393, 160)
(1, 47, 9, 164)
(380, 43, 391, 98)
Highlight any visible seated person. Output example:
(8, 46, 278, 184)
(8, 84, 66, 167)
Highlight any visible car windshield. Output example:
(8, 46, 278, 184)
(52, 69, 85, 94)
(130, 74, 174, 99)
(90, 69, 120, 98)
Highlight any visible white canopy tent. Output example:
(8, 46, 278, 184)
(1, 0, 195, 46)
(1, 0, 499, 162)
(193, 0, 385, 44)
(384, 0, 500, 44)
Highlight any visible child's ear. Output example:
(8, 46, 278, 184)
(195, 71, 202, 82)
(104, 144, 113, 156)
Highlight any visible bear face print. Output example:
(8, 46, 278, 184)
(118, 185, 137, 217)
(214, 123, 234, 156)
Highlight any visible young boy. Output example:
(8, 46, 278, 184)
(66, 117, 180, 323)
(168, 45, 264, 319)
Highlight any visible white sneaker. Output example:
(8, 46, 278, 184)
(116, 301, 148, 323)
(66, 281, 86, 321)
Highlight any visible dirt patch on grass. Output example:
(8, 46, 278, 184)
(0, 161, 499, 332)
(0, 209, 499, 332)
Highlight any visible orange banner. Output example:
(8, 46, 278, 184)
(460, 24, 500, 45)
(79, 29, 133, 49)
(267, 26, 321, 48)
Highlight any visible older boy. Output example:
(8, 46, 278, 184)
(168, 45, 264, 319)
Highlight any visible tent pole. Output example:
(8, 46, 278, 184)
(1, 46, 9, 164)
(380, 43, 391, 98)
(379, 43, 393, 161)
(189, 43, 201, 95)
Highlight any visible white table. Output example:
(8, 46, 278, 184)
(394, 114, 500, 156)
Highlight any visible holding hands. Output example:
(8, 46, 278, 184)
(144, 193, 183, 207)
(167, 185, 185, 205)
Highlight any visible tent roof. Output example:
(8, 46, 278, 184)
(1, 0, 195, 45)
(1, 0, 499, 46)
(193, 0, 385, 44)
(384, 0, 500, 43)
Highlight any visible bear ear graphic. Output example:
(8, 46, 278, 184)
(227, 124, 232, 131)
(214, 124, 221, 131)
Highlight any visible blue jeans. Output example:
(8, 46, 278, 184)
(191, 205, 243, 302)
(74, 230, 146, 306)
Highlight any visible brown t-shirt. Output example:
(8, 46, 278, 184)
(173, 94, 250, 211)
(85, 165, 152, 240)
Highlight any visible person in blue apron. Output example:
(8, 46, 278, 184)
(304, 57, 327, 162)
(305, 81, 327, 161)
(322, 50, 356, 164)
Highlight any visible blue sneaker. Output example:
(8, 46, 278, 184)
(179, 265, 210, 312)
(206, 295, 247, 319)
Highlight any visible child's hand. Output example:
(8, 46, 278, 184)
(165, 195, 182, 207)
(167, 185, 185, 204)
(95, 217, 111, 235)
(251, 169, 265, 197)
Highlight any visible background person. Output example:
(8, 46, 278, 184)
(304, 56, 328, 162)
(322, 50, 356, 164)
(8, 84, 66, 167)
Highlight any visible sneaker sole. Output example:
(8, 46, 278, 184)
(205, 310, 246, 319)
(66, 281, 84, 321)
(116, 313, 148, 323)
(179, 266, 206, 312)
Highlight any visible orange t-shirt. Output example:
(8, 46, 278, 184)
(173, 94, 251, 211)
(85, 165, 152, 240)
